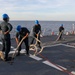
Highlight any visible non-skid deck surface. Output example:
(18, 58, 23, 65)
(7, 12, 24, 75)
(0, 35, 75, 75)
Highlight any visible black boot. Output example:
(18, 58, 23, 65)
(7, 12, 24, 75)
(4, 57, 12, 61)
(16, 52, 20, 56)
(26, 51, 29, 56)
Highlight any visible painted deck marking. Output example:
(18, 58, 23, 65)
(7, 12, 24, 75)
(9, 49, 25, 54)
(43, 60, 67, 71)
(71, 71, 75, 74)
(29, 54, 42, 61)
(0, 41, 75, 75)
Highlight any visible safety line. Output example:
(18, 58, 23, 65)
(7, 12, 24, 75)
(61, 44, 75, 48)
(9, 48, 75, 75)
(0, 41, 75, 75)
(39, 54, 75, 75)
(43, 44, 62, 48)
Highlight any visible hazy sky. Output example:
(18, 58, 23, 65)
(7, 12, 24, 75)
(0, 0, 75, 21)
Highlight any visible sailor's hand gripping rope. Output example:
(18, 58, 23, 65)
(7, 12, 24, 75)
(29, 33, 44, 56)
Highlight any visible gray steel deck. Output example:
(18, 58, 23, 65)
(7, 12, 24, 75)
(0, 35, 75, 75)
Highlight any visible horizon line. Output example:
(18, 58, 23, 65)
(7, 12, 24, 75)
(0, 20, 75, 21)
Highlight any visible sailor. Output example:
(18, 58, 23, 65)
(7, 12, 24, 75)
(58, 24, 64, 40)
(30, 20, 41, 48)
(15, 25, 30, 56)
(0, 13, 13, 61)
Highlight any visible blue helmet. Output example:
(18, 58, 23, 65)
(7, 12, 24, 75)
(61, 24, 63, 27)
(2, 13, 9, 19)
(16, 25, 21, 32)
(35, 20, 39, 24)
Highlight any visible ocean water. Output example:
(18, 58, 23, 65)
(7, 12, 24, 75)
(0, 21, 75, 38)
